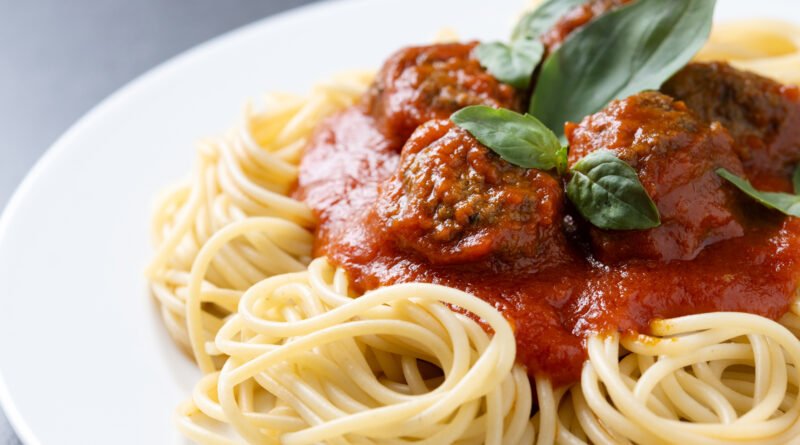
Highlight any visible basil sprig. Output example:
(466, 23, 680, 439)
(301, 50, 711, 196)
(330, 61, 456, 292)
(451, 105, 565, 173)
(452, 107, 660, 229)
(717, 168, 800, 217)
(512, 0, 587, 41)
(567, 150, 660, 230)
(475, 0, 567, 90)
(530, 0, 716, 137)
(457, 0, 718, 230)
(474, 39, 544, 89)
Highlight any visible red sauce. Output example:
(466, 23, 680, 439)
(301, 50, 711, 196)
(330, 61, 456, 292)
(293, 46, 800, 387)
(662, 62, 800, 188)
(376, 119, 569, 266)
(364, 42, 520, 149)
(541, 0, 633, 54)
(296, 110, 800, 386)
(566, 92, 747, 263)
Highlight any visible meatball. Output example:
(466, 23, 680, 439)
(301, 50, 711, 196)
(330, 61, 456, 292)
(376, 119, 567, 266)
(566, 92, 746, 262)
(662, 62, 800, 185)
(365, 42, 521, 148)
(541, 0, 632, 53)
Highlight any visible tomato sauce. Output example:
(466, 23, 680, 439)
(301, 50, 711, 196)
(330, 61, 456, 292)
(541, 0, 633, 54)
(296, 109, 800, 386)
(293, 44, 800, 387)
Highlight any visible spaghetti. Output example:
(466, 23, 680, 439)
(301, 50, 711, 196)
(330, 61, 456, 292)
(147, 18, 800, 445)
(175, 256, 534, 445)
(697, 19, 800, 85)
(147, 72, 371, 355)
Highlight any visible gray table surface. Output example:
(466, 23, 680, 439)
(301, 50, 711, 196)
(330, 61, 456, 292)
(0, 1, 318, 442)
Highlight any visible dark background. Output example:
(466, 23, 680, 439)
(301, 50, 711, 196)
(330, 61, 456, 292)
(0, 1, 318, 442)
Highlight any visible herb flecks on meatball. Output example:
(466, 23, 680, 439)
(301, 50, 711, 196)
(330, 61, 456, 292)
(663, 62, 800, 188)
(566, 91, 746, 262)
(365, 43, 522, 149)
(541, 0, 633, 53)
(377, 119, 568, 267)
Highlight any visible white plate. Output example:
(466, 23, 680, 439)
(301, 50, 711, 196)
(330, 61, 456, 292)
(0, 0, 797, 443)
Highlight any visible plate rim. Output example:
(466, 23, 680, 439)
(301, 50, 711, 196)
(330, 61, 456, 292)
(0, 0, 362, 442)
(1, 0, 797, 443)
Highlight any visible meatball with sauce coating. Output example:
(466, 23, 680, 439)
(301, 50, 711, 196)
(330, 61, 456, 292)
(365, 43, 521, 148)
(540, 0, 633, 53)
(566, 91, 746, 262)
(376, 119, 568, 267)
(662, 62, 800, 188)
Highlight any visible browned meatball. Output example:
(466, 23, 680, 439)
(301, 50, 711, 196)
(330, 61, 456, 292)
(566, 92, 746, 262)
(541, 0, 632, 53)
(364, 42, 521, 148)
(376, 119, 567, 266)
(662, 62, 800, 187)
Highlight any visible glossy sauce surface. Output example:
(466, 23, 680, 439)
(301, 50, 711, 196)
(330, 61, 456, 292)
(294, 44, 800, 386)
(296, 111, 800, 386)
(541, 0, 633, 53)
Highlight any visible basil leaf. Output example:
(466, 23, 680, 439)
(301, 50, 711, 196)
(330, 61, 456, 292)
(567, 150, 661, 230)
(717, 168, 800, 217)
(475, 39, 544, 89)
(555, 145, 568, 176)
(530, 0, 716, 138)
(512, 0, 587, 40)
(793, 164, 800, 194)
(451, 105, 564, 172)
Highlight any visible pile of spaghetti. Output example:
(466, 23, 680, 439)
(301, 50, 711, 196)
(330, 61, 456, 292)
(146, 1, 800, 444)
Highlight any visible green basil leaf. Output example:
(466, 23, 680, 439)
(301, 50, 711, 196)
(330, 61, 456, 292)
(475, 39, 544, 89)
(451, 105, 564, 171)
(530, 0, 716, 138)
(555, 145, 568, 176)
(793, 164, 800, 194)
(717, 168, 800, 217)
(512, 0, 587, 40)
(567, 150, 661, 230)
